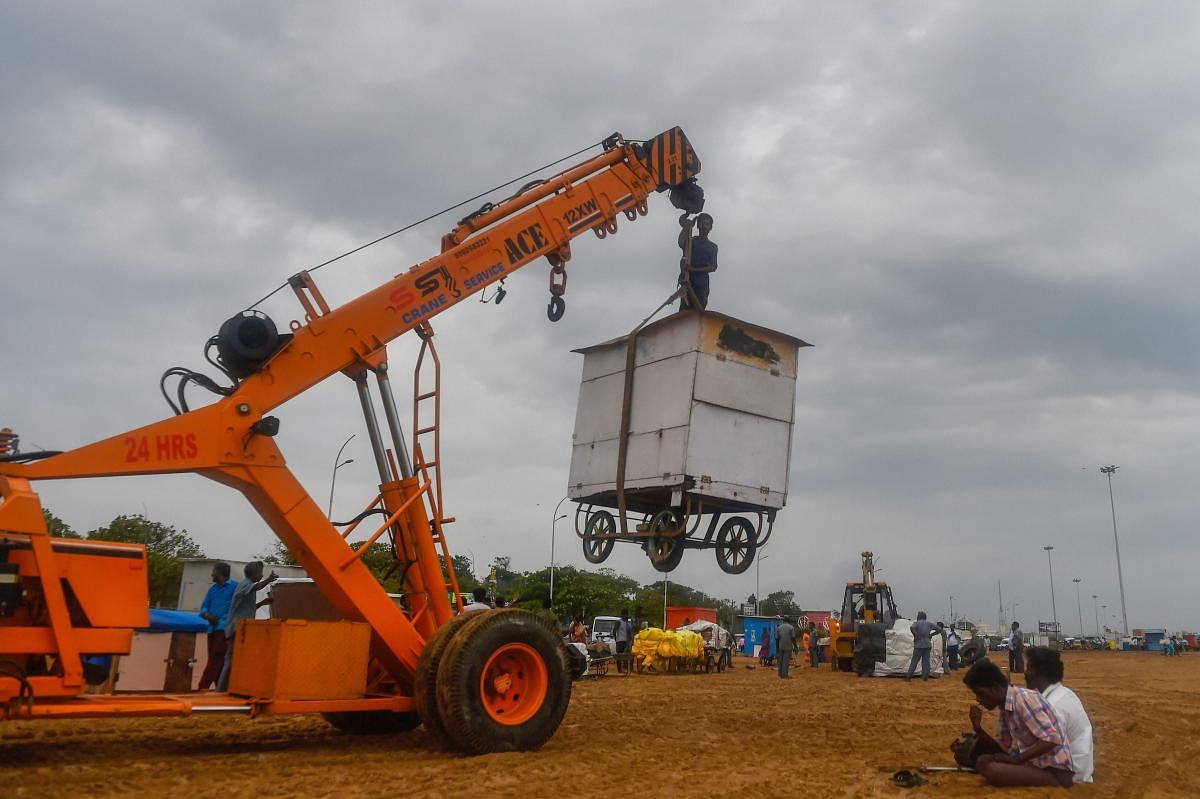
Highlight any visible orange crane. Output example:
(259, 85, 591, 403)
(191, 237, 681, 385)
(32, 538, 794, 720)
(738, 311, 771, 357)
(0, 128, 703, 752)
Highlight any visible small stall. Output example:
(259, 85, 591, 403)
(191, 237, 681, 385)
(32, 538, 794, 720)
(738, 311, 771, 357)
(740, 615, 779, 659)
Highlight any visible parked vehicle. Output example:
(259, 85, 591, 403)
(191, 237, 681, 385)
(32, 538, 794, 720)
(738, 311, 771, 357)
(590, 615, 622, 652)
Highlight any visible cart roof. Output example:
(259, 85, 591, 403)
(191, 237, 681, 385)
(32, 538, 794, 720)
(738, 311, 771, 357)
(571, 310, 811, 355)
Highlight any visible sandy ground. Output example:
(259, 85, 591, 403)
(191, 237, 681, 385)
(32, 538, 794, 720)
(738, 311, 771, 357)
(3, 651, 1197, 798)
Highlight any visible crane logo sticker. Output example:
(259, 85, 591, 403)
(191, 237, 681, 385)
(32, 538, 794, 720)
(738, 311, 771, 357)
(414, 266, 461, 300)
(391, 265, 463, 325)
(124, 434, 198, 463)
(502, 223, 548, 265)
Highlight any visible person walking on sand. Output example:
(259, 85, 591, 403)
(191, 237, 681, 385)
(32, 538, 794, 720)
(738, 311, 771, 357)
(775, 616, 797, 678)
(906, 611, 938, 681)
(1009, 621, 1025, 675)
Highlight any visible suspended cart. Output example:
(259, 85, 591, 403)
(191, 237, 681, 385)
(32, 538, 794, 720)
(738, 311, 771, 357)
(567, 311, 809, 574)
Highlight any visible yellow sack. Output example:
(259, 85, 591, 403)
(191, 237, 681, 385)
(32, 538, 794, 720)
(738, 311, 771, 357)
(632, 628, 706, 669)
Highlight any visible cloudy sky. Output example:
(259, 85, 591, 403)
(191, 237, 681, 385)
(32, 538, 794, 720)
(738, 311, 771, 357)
(4, 3, 1197, 633)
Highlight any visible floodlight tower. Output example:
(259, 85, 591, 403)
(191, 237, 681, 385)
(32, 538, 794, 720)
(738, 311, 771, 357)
(1100, 465, 1129, 636)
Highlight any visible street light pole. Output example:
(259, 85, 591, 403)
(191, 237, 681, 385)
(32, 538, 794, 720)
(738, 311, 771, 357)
(1072, 578, 1084, 638)
(549, 496, 569, 608)
(663, 575, 669, 628)
(755, 552, 770, 615)
(1100, 465, 1129, 636)
(1092, 594, 1100, 638)
(327, 434, 356, 519)
(1100, 604, 1108, 635)
(949, 594, 954, 625)
(1043, 546, 1058, 639)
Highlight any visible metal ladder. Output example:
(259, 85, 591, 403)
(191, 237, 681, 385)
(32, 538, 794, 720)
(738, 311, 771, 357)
(412, 323, 463, 610)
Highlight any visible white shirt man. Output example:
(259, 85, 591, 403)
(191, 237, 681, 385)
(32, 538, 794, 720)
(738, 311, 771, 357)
(1042, 682, 1094, 783)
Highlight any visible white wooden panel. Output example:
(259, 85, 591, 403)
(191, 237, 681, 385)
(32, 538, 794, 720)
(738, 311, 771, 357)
(683, 403, 792, 504)
(693, 353, 796, 423)
(572, 355, 696, 444)
(568, 427, 688, 496)
(577, 314, 701, 381)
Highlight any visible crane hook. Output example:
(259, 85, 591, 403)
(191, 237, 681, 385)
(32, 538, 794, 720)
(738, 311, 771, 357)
(547, 295, 566, 322)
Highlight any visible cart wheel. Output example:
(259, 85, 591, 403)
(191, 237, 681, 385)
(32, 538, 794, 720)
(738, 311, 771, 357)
(715, 516, 757, 575)
(414, 611, 484, 750)
(646, 509, 686, 572)
(582, 510, 616, 564)
(435, 609, 572, 754)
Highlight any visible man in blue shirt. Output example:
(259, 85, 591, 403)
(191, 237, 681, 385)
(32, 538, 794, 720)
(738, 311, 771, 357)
(217, 561, 278, 692)
(197, 562, 236, 689)
(678, 213, 717, 311)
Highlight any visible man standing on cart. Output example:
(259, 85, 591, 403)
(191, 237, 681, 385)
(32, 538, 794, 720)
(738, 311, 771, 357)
(678, 213, 717, 311)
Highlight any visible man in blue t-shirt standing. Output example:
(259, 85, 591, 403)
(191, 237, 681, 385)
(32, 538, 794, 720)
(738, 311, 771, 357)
(216, 561, 278, 692)
(197, 562, 237, 690)
(678, 213, 718, 311)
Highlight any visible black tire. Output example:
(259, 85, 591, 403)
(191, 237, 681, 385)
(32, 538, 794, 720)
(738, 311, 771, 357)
(434, 609, 572, 754)
(646, 509, 686, 572)
(705, 654, 716, 673)
(715, 516, 757, 575)
(564, 643, 588, 680)
(414, 611, 485, 750)
(582, 510, 616, 564)
(322, 709, 421, 734)
(649, 540, 686, 572)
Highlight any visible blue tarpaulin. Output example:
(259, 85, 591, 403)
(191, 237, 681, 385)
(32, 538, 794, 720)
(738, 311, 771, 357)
(144, 608, 209, 633)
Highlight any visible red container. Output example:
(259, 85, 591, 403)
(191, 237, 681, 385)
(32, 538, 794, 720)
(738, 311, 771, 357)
(667, 606, 717, 629)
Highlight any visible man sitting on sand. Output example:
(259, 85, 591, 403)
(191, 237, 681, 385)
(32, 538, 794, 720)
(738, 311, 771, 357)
(1025, 646, 1094, 783)
(953, 659, 1074, 788)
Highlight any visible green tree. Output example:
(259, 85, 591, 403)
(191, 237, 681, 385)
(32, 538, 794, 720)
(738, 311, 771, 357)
(43, 509, 81, 538)
(446, 554, 478, 593)
(259, 539, 298, 566)
(758, 589, 801, 618)
(88, 515, 204, 607)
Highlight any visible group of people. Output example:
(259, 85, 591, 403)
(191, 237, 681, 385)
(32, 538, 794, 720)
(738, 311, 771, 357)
(954, 646, 1094, 788)
(906, 612, 964, 680)
(766, 616, 823, 678)
(197, 561, 279, 692)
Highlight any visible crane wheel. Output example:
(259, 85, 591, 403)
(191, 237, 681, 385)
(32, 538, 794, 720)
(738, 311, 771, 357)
(435, 609, 571, 754)
(414, 611, 485, 750)
(322, 710, 421, 734)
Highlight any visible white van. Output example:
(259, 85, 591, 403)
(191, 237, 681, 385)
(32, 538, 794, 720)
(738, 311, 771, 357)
(590, 615, 622, 652)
